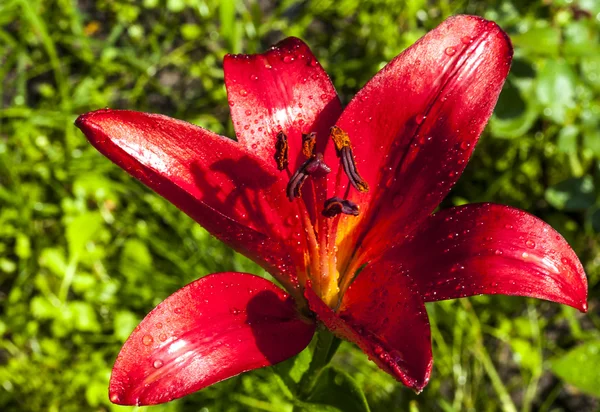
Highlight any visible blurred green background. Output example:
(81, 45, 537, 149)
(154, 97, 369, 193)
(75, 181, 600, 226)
(1, 0, 599, 411)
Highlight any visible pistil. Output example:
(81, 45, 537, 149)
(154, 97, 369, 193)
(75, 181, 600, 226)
(274, 126, 369, 308)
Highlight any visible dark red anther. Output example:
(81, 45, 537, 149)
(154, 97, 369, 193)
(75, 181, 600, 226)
(322, 197, 360, 217)
(274, 131, 289, 171)
(286, 154, 331, 201)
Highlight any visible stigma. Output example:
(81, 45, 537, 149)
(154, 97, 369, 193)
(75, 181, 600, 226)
(273, 126, 369, 307)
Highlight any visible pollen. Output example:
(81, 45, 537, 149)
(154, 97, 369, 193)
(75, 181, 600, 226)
(274, 130, 289, 171)
(302, 132, 317, 158)
(330, 126, 369, 193)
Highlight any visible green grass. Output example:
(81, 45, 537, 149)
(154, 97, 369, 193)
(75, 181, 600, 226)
(1, 0, 599, 411)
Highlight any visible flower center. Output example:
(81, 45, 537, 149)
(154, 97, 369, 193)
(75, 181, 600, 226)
(275, 127, 368, 308)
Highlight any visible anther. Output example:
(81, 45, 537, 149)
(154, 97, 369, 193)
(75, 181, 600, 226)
(330, 126, 369, 192)
(302, 132, 317, 158)
(286, 154, 331, 201)
(322, 197, 360, 218)
(274, 131, 289, 171)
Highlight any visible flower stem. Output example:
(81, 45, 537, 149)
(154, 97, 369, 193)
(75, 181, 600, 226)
(298, 326, 340, 399)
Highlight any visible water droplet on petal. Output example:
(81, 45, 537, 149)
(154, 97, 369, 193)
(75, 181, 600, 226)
(239, 89, 248, 96)
(461, 36, 472, 44)
(522, 252, 529, 258)
(460, 141, 471, 150)
(494, 249, 503, 256)
(153, 359, 164, 369)
(445, 46, 456, 56)
(505, 224, 513, 230)
(142, 335, 153, 346)
(174, 307, 182, 314)
(159, 333, 167, 342)
(283, 55, 294, 63)
(526, 239, 536, 248)
(415, 114, 426, 125)
(250, 74, 259, 81)
(392, 194, 404, 208)
(245, 109, 252, 116)
(310, 59, 319, 67)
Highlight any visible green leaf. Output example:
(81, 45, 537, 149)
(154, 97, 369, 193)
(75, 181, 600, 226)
(65, 212, 103, 261)
(512, 26, 560, 56)
(545, 176, 595, 211)
(556, 125, 579, 154)
(582, 128, 600, 157)
(551, 341, 600, 397)
(536, 60, 577, 124)
(273, 345, 312, 393)
(302, 366, 370, 412)
(68, 301, 101, 332)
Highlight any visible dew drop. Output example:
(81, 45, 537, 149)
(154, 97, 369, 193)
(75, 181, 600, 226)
(415, 114, 426, 125)
(159, 333, 167, 342)
(174, 307, 182, 314)
(445, 46, 457, 56)
(460, 141, 471, 150)
(155, 322, 163, 329)
(142, 335, 153, 346)
(392, 194, 404, 208)
(245, 109, 252, 116)
(494, 249, 503, 256)
(461, 36, 472, 44)
(310, 59, 319, 67)
(522, 252, 529, 258)
(561, 257, 568, 264)
(505, 224, 513, 230)
(153, 359, 164, 369)
(230, 307, 241, 316)
(525, 239, 536, 248)
(239, 89, 248, 97)
(264, 63, 272, 69)
(251, 74, 259, 81)
(283, 55, 294, 63)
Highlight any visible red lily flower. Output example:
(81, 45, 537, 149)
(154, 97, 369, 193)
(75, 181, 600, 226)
(76, 15, 587, 406)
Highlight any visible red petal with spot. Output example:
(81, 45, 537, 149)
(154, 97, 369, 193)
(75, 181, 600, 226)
(335, 15, 513, 253)
(387, 203, 588, 311)
(224, 37, 342, 171)
(110, 273, 315, 405)
(76, 110, 299, 290)
(305, 264, 433, 391)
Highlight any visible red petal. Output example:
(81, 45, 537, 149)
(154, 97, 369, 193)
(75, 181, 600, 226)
(335, 15, 513, 252)
(76, 110, 299, 289)
(305, 265, 433, 391)
(387, 203, 588, 311)
(110, 272, 315, 405)
(224, 37, 342, 170)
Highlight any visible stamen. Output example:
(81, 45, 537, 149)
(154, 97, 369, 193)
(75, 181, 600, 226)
(322, 197, 360, 217)
(274, 131, 289, 171)
(329, 126, 369, 192)
(286, 154, 331, 201)
(302, 132, 317, 158)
